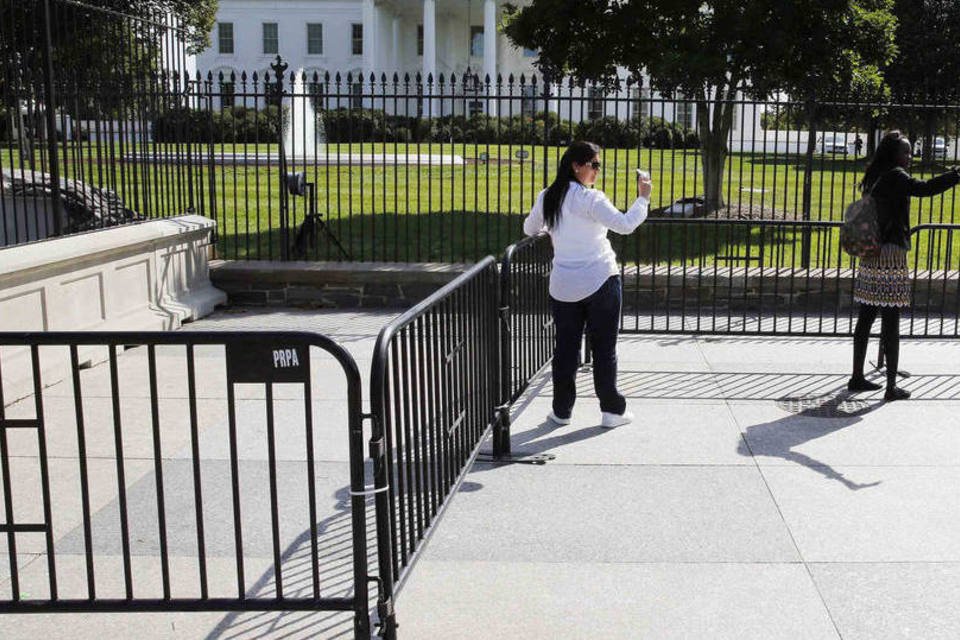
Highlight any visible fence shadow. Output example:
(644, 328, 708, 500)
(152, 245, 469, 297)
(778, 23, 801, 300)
(205, 485, 374, 640)
(609, 369, 960, 401)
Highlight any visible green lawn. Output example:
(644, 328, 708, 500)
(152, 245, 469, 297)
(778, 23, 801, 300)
(4, 142, 960, 267)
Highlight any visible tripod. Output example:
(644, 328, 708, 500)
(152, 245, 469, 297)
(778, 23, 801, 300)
(290, 181, 351, 260)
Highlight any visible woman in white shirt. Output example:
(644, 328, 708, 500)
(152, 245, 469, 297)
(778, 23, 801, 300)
(523, 140, 652, 428)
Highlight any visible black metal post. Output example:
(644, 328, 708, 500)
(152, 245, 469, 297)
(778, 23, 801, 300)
(801, 99, 817, 269)
(271, 56, 290, 260)
(40, 0, 62, 236)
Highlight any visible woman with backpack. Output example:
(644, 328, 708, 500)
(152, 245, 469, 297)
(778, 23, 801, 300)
(523, 140, 652, 427)
(849, 130, 960, 401)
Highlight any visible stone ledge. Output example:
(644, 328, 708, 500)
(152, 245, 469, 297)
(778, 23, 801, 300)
(210, 260, 471, 308)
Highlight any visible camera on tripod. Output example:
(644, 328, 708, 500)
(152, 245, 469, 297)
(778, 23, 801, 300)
(285, 171, 351, 260)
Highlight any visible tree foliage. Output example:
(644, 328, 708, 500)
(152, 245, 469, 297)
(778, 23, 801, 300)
(882, 0, 960, 162)
(503, 0, 898, 210)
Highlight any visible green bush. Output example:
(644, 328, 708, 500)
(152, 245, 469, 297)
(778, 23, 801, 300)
(153, 105, 285, 142)
(153, 105, 696, 147)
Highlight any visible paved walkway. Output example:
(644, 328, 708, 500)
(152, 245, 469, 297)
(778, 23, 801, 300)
(398, 333, 960, 640)
(2, 307, 960, 639)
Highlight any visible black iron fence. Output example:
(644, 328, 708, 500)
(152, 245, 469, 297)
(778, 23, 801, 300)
(618, 219, 960, 337)
(0, 331, 372, 638)
(7, 0, 960, 271)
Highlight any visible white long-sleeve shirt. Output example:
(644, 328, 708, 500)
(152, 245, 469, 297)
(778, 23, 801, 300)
(524, 181, 649, 302)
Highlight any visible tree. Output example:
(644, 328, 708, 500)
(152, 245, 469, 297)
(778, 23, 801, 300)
(884, 0, 960, 164)
(2, 0, 216, 122)
(503, 0, 897, 212)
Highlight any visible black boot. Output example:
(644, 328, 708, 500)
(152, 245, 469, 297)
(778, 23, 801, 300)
(881, 308, 909, 401)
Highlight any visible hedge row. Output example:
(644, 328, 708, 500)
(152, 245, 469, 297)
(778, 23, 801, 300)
(153, 106, 699, 148)
(153, 105, 285, 143)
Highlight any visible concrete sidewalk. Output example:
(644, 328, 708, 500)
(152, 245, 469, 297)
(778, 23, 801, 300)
(397, 334, 960, 640)
(3, 308, 960, 639)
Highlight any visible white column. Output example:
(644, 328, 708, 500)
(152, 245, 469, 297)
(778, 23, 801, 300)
(362, 0, 378, 77)
(392, 15, 401, 74)
(423, 0, 437, 116)
(483, 0, 497, 116)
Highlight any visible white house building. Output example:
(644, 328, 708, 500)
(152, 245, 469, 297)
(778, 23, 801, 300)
(193, 0, 771, 145)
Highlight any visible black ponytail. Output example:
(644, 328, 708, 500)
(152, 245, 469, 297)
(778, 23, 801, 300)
(543, 140, 601, 229)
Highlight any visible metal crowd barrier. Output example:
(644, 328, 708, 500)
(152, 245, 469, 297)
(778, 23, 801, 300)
(0, 331, 372, 638)
(369, 257, 500, 639)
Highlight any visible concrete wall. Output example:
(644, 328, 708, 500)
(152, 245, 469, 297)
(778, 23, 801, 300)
(0, 215, 225, 332)
(0, 215, 226, 401)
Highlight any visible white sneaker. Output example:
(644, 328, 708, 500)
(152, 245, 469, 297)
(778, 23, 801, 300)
(547, 411, 571, 425)
(600, 410, 634, 428)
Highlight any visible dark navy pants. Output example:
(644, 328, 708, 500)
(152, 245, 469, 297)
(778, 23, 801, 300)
(550, 275, 626, 419)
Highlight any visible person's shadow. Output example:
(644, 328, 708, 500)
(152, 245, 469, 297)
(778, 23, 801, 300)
(737, 391, 884, 491)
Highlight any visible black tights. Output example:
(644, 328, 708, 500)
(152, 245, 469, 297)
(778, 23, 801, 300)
(852, 304, 901, 390)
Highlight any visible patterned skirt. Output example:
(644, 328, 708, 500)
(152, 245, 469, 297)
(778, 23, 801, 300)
(853, 243, 911, 307)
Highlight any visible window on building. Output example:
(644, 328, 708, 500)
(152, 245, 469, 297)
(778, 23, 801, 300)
(219, 80, 235, 109)
(351, 82, 363, 109)
(417, 25, 423, 56)
(218, 22, 234, 54)
(675, 93, 695, 129)
(263, 22, 278, 55)
(628, 87, 651, 121)
(351, 24, 363, 56)
(307, 23, 323, 55)
(470, 26, 484, 57)
(308, 81, 325, 110)
(522, 47, 537, 58)
(588, 87, 604, 120)
(468, 100, 484, 117)
(521, 85, 537, 118)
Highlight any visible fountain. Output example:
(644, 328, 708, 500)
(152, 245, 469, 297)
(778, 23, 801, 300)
(283, 68, 325, 161)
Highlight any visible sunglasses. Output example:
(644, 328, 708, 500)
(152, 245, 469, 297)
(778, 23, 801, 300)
(588, 161, 601, 170)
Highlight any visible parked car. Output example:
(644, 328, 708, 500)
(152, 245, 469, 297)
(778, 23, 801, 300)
(820, 134, 848, 154)
(933, 136, 948, 159)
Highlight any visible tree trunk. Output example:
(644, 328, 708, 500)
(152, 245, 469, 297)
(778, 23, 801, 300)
(922, 113, 936, 166)
(700, 138, 727, 213)
(696, 87, 735, 214)
(866, 117, 878, 158)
